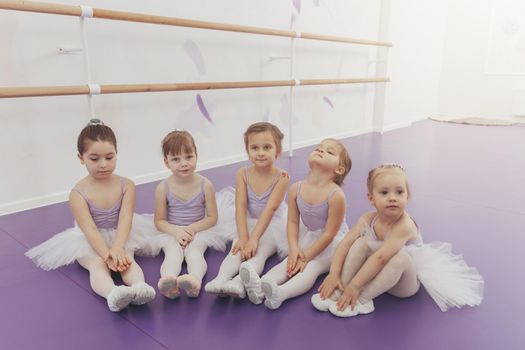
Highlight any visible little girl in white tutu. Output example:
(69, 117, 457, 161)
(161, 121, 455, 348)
(312, 163, 484, 317)
(152, 130, 235, 299)
(26, 119, 156, 312)
(205, 122, 289, 300)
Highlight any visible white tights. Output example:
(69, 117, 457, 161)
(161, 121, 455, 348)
(263, 258, 328, 301)
(77, 252, 145, 299)
(340, 236, 420, 303)
(212, 234, 277, 284)
(160, 238, 210, 282)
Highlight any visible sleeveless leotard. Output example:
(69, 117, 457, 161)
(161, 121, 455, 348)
(164, 178, 206, 226)
(70, 179, 125, 230)
(245, 168, 286, 219)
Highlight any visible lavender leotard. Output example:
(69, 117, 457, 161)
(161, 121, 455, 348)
(70, 180, 125, 230)
(245, 168, 286, 219)
(296, 182, 341, 231)
(164, 179, 206, 226)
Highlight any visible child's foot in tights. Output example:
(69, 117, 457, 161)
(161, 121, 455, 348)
(239, 262, 264, 304)
(131, 282, 156, 305)
(107, 285, 135, 312)
(328, 300, 375, 318)
(223, 279, 246, 299)
(177, 274, 201, 298)
(158, 276, 180, 299)
(311, 290, 341, 312)
(261, 277, 284, 310)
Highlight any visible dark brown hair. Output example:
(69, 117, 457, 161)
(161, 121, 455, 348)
(243, 122, 284, 155)
(161, 130, 198, 158)
(77, 119, 117, 155)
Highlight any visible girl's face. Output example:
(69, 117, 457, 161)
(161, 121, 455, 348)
(309, 139, 343, 173)
(78, 141, 117, 179)
(246, 131, 278, 168)
(368, 171, 409, 216)
(164, 149, 197, 178)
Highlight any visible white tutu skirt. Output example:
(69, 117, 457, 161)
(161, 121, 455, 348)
(139, 186, 237, 254)
(405, 242, 484, 312)
(275, 220, 348, 266)
(25, 214, 164, 271)
(218, 206, 288, 258)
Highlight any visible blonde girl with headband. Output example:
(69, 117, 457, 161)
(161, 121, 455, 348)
(312, 163, 484, 317)
(153, 130, 235, 299)
(205, 122, 289, 300)
(239, 138, 352, 309)
(26, 119, 156, 312)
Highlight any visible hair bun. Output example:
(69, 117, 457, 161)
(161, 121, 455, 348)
(88, 118, 104, 126)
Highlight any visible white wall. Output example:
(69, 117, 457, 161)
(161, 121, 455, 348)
(383, 0, 449, 128)
(0, 0, 451, 215)
(438, 0, 525, 119)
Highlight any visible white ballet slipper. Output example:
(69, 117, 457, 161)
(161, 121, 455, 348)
(328, 300, 375, 318)
(131, 281, 156, 305)
(107, 285, 135, 312)
(158, 276, 180, 299)
(261, 277, 283, 310)
(311, 293, 338, 312)
(204, 278, 227, 296)
(223, 279, 246, 299)
(240, 262, 264, 304)
(177, 274, 202, 298)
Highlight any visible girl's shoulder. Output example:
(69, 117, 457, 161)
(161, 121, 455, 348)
(272, 167, 290, 185)
(197, 174, 216, 191)
(235, 166, 249, 179)
(326, 183, 345, 201)
(116, 175, 134, 186)
(114, 175, 135, 193)
(155, 176, 170, 193)
(360, 211, 378, 226)
(390, 212, 418, 239)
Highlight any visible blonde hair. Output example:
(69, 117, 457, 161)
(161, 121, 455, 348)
(324, 138, 352, 186)
(366, 163, 410, 197)
(243, 122, 284, 155)
(161, 130, 197, 158)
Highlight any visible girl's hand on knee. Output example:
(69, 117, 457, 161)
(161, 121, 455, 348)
(231, 238, 247, 256)
(105, 246, 131, 271)
(241, 238, 259, 260)
(183, 226, 195, 238)
(319, 274, 343, 299)
(337, 283, 361, 311)
(287, 250, 306, 276)
(106, 258, 119, 272)
(289, 259, 308, 277)
(174, 227, 193, 248)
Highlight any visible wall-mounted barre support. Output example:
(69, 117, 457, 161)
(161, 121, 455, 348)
(0, 78, 390, 99)
(0, 0, 392, 47)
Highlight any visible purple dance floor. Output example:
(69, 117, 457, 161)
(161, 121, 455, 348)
(1, 120, 523, 349)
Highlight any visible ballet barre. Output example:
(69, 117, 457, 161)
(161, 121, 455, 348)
(0, 78, 390, 99)
(0, 0, 392, 47)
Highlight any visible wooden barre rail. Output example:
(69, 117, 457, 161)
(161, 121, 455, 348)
(0, 78, 390, 98)
(0, 0, 392, 47)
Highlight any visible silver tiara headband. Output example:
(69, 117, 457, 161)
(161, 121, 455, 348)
(378, 163, 405, 171)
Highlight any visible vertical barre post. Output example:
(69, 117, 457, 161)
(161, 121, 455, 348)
(79, 6, 95, 120)
(288, 28, 298, 157)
